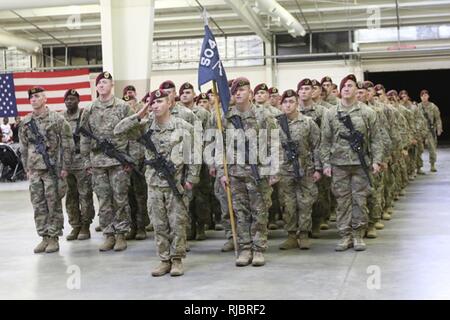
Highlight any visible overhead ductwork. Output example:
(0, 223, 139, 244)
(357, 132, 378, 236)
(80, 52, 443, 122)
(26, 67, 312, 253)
(251, 0, 306, 37)
(0, 0, 98, 11)
(0, 28, 42, 54)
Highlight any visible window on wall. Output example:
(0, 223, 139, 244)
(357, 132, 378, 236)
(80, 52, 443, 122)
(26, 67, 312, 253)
(152, 35, 264, 70)
(0, 49, 31, 71)
(42, 45, 102, 71)
(355, 24, 450, 43)
(275, 31, 352, 62)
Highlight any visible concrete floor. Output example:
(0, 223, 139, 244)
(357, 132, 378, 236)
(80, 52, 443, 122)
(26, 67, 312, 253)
(1, 147, 450, 300)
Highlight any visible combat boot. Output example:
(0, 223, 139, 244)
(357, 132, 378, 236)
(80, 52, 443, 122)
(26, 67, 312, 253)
(221, 238, 234, 252)
(170, 259, 184, 276)
(151, 261, 171, 277)
(268, 222, 278, 230)
(365, 225, 377, 239)
(214, 223, 224, 231)
(335, 235, 353, 251)
(298, 232, 311, 250)
(310, 223, 320, 239)
(77, 224, 91, 240)
(417, 168, 425, 175)
(399, 189, 406, 196)
(279, 232, 298, 250)
(235, 250, 252, 267)
(135, 228, 147, 240)
(382, 211, 391, 220)
(329, 212, 337, 222)
(125, 228, 137, 240)
(186, 241, 191, 252)
(195, 225, 206, 241)
(353, 230, 366, 251)
(114, 234, 127, 251)
(276, 219, 285, 228)
(34, 236, 49, 253)
(252, 251, 265, 266)
(95, 225, 102, 232)
(145, 224, 154, 232)
(374, 221, 384, 230)
(99, 235, 115, 252)
(431, 163, 437, 172)
(45, 237, 59, 253)
(66, 227, 81, 241)
(320, 222, 329, 230)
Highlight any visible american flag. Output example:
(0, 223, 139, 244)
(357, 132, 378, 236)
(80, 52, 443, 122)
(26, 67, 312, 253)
(0, 69, 92, 117)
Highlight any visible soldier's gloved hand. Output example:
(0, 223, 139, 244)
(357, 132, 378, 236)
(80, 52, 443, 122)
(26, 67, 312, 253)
(372, 163, 381, 174)
(209, 167, 216, 177)
(269, 176, 279, 186)
(402, 150, 408, 157)
(380, 162, 388, 171)
(220, 176, 229, 190)
(122, 164, 132, 173)
(86, 167, 93, 175)
(323, 168, 332, 177)
(137, 102, 151, 119)
(60, 170, 68, 179)
(312, 171, 322, 182)
(184, 182, 193, 191)
(438, 130, 442, 136)
(411, 139, 417, 145)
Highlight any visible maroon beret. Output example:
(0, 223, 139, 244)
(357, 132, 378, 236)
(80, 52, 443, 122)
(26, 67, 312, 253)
(420, 89, 429, 97)
(230, 77, 250, 95)
(297, 78, 312, 92)
(141, 92, 151, 103)
(28, 86, 45, 99)
(321, 76, 333, 85)
(195, 92, 209, 103)
(96, 71, 112, 85)
(356, 81, 366, 90)
(149, 89, 169, 105)
(280, 89, 298, 103)
(64, 88, 79, 100)
(363, 81, 374, 89)
(122, 85, 136, 95)
(311, 79, 320, 87)
(374, 84, 386, 92)
(399, 90, 408, 97)
(339, 74, 357, 92)
(253, 83, 269, 93)
(159, 80, 176, 90)
(179, 82, 194, 96)
(268, 87, 279, 95)
(228, 79, 234, 88)
(386, 90, 398, 97)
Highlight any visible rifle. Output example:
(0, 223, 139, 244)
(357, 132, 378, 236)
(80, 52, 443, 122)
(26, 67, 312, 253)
(228, 114, 261, 184)
(72, 109, 83, 154)
(78, 126, 144, 178)
(27, 118, 60, 201)
(337, 111, 373, 187)
(421, 108, 436, 140)
(275, 113, 304, 180)
(137, 129, 184, 198)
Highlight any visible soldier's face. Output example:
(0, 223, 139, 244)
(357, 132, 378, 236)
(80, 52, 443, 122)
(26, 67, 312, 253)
(152, 97, 170, 117)
(197, 99, 210, 110)
(311, 86, 321, 99)
(125, 90, 136, 99)
(331, 87, 339, 97)
(180, 89, 195, 105)
(298, 85, 313, 102)
(322, 82, 332, 94)
(400, 94, 408, 101)
(145, 96, 153, 111)
(421, 93, 429, 102)
(269, 94, 280, 107)
(234, 86, 251, 105)
(65, 95, 79, 111)
(96, 79, 113, 95)
(162, 88, 176, 104)
(281, 96, 298, 116)
(30, 92, 47, 109)
(254, 90, 269, 104)
(356, 89, 367, 102)
(340, 80, 357, 99)
(367, 88, 375, 100)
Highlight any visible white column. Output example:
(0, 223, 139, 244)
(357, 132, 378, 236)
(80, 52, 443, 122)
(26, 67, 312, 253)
(100, 0, 155, 98)
(264, 39, 275, 87)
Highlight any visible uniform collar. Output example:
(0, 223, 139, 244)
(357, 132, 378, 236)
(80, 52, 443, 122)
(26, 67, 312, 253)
(150, 117, 175, 132)
(226, 103, 256, 120)
(337, 101, 361, 113)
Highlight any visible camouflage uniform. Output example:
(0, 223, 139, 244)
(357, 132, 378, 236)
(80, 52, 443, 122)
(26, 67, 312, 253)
(62, 108, 95, 230)
(418, 102, 442, 166)
(80, 96, 133, 236)
(320, 102, 383, 241)
(216, 104, 278, 253)
(325, 94, 340, 106)
(299, 103, 328, 234)
(114, 113, 200, 261)
(278, 113, 321, 236)
(19, 107, 73, 237)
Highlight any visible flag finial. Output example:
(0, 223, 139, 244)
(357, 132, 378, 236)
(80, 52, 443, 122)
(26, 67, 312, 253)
(202, 8, 209, 26)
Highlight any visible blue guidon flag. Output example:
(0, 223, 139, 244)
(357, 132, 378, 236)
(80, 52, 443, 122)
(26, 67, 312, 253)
(198, 24, 230, 114)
